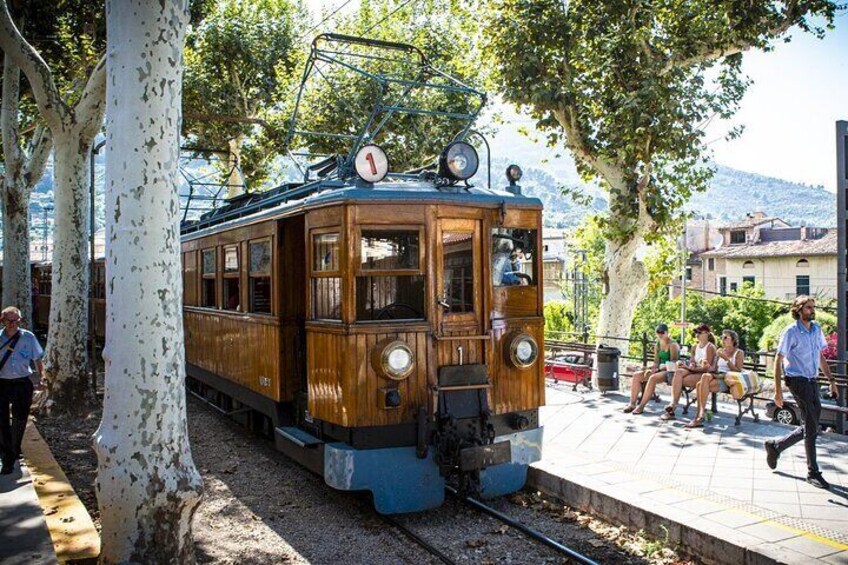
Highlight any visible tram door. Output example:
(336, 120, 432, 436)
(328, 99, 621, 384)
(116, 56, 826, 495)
(434, 219, 486, 369)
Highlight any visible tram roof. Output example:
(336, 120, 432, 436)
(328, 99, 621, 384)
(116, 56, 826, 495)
(181, 179, 542, 241)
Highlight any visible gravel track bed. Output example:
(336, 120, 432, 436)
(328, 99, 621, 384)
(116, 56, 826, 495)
(35, 397, 695, 564)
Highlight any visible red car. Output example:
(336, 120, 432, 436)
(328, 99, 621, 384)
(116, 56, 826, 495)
(545, 351, 592, 390)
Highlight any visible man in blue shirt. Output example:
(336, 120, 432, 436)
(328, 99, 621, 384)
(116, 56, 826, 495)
(0, 306, 44, 474)
(765, 296, 838, 489)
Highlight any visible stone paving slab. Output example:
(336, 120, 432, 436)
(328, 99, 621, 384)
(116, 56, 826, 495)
(0, 459, 58, 565)
(529, 382, 848, 565)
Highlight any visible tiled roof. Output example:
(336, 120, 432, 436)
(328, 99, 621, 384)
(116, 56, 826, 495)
(720, 215, 784, 230)
(714, 231, 836, 260)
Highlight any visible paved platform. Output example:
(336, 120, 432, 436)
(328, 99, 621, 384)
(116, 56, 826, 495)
(0, 422, 99, 565)
(529, 381, 848, 565)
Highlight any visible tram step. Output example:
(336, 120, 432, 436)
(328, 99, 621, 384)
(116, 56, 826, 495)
(275, 426, 323, 448)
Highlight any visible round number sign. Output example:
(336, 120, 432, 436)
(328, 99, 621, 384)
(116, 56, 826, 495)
(354, 144, 389, 183)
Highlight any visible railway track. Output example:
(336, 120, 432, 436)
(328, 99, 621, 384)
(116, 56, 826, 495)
(382, 486, 601, 565)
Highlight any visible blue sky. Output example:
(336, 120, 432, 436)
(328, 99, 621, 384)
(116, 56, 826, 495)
(308, 2, 847, 191)
(705, 16, 847, 192)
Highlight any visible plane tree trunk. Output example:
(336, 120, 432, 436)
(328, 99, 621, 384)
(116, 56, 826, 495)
(93, 1, 202, 561)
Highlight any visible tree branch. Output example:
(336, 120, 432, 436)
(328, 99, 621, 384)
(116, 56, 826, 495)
(0, 1, 67, 130)
(1, 54, 22, 173)
(183, 112, 272, 131)
(74, 55, 107, 140)
(24, 124, 52, 188)
(661, 1, 801, 73)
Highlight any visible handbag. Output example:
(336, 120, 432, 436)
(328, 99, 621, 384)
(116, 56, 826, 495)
(724, 370, 760, 400)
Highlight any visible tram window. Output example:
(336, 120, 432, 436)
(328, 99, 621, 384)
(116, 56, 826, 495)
(360, 230, 419, 270)
(492, 228, 537, 287)
(93, 264, 106, 299)
(249, 240, 272, 314)
(357, 230, 424, 321)
(442, 232, 474, 313)
(223, 245, 240, 311)
(201, 249, 216, 308)
(312, 277, 341, 320)
(313, 233, 340, 272)
(311, 231, 342, 320)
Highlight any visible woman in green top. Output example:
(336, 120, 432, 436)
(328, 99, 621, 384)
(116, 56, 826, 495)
(623, 323, 679, 413)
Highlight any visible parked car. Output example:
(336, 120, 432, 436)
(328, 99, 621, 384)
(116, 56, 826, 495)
(544, 350, 592, 390)
(765, 388, 845, 431)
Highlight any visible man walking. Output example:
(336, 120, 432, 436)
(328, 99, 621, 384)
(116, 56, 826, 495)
(765, 296, 838, 489)
(0, 306, 44, 474)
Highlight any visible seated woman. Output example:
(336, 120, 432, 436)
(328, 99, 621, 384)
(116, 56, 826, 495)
(686, 329, 744, 428)
(633, 323, 716, 419)
(623, 323, 678, 413)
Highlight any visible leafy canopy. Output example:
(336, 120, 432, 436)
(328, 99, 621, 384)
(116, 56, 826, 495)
(483, 0, 836, 242)
(182, 0, 306, 187)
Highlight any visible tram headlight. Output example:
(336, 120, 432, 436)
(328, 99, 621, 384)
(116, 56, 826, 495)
(506, 164, 523, 183)
(506, 332, 538, 369)
(439, 141, 479, 181)
(372, 339, 415, 380)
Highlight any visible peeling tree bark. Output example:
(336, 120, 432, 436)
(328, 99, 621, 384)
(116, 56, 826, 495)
(93, 1, 202, 562)
(1, 56, 52, 324)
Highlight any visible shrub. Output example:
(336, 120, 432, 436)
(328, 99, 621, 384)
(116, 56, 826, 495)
(758, 311, 837, 352)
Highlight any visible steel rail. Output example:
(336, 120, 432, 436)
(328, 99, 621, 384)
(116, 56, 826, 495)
(380, 514, 457, 565)
(445, 486, 601, 565)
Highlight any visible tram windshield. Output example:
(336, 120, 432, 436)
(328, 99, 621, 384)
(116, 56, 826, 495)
(492, 228, 537, 287)
(357, 230, 425, 321)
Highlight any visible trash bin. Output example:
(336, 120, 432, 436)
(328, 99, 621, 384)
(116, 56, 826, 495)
(594, 344, 620, 393)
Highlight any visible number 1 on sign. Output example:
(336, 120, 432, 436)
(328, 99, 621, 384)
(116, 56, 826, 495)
(365, 152, 377, 175)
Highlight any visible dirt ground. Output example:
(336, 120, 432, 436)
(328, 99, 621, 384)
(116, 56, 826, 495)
(33, 400, 695, 564)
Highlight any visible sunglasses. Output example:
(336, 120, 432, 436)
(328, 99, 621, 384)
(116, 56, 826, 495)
(2, 318, 21, 323)
(656, 330, 666, 335)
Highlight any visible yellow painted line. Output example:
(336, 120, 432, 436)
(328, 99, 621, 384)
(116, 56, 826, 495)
(22, 421, 101, 562)
(669, 486, 848, 552)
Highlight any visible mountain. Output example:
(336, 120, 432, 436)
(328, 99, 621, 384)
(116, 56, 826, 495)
(22, 152, 836, 243)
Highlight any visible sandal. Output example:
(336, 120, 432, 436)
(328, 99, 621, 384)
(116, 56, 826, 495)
(685, 417, 704, 429)
(660, 407, 676, 421)
(622, 405, 636, 413)
(631, 406, 644, 415)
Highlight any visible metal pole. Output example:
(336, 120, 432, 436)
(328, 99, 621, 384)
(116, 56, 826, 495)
(835, 121, 847, 434)
(89, 140, 106, 395)
(680, 226, 687, 346)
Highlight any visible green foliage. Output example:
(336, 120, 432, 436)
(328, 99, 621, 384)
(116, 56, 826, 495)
(292, 0, 484, 172)
(483, 0, 836, 244)
(183, 0, 306, 187)
(543, 300, 574, 338)
(632, 284, 781, 356)
(759, 311, 837, 352)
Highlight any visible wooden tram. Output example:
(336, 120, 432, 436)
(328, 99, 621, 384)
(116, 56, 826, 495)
(178, 34, 545, 513)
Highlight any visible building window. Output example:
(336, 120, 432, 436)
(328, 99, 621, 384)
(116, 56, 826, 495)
(729, 282, 738, 292)
(796, 258, 809, 268)
(685, 266, 693, 281)
(796, 275, 810, 296)
(719, 277, 727, 296)
(201, 248, 216, 308)
(223, 245, 240, 311)
(312, 232, 341, 320)
(742, 276, 755, 288)
(249, 240, 272, 314)
(356, 229, 425, 321)
(742, 260, 755, 269)
(707, 258, 715, 271)
(492, 227, 537, 287)
(730, 230, 746, 244)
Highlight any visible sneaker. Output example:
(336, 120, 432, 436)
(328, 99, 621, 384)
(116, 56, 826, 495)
(807, 473, 830, 489)
(765, 441, 779, 470)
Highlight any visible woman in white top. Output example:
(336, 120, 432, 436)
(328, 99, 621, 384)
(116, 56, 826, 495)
(686, 329, 744, 428)
(636, 323, 716, 419)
